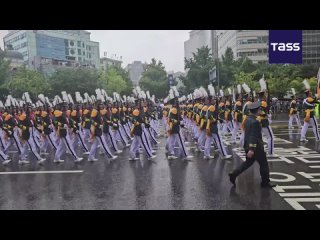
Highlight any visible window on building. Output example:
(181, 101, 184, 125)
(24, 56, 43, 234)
(83, 51, 85, 56)
(82, 43, 85, 48)
(78, 49, 81, 55)
(66, 56, 76, 61)
(70, 41, 74, 46)
(77, 41, 81, 47)
(88, 53, 91, 59)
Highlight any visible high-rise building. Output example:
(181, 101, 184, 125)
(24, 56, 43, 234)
(100, 57, 122, 71)
(125, 61, 145, 86)
(3, 30, 100, 75)
(184, 30, 219, 61)
(218, 30, 269, 63)
(302, 30, 320, 64)
(0, 47, 24, 70)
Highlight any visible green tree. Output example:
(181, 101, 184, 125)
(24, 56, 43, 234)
(308, 77, 318, 92)
(0, 52, 10, 89)
(111, 65, 133, 95)
(49, 68, 100, 97)
(183, 46, 215, 92)
(100, 68, 127, 95)
(289, 77, 303, 94)
(234, 71, 259, 91)
(6, 67, 50, 98)
(139, 58, 168, 98)
(222, 47, 234, 66)
(268, 76, 291, 98)
(0, 53, 11, 98)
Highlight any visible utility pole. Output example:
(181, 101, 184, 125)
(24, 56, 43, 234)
(211, 30, 220, 91)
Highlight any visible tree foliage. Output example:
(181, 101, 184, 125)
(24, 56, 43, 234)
(49, 68, 100, 97)
(6, 67, 50, 99)
(99, 68, 127, 95)
(139, 58, 168, 98)
(183, 46, 320, 98)
(183, 46, 215, 92)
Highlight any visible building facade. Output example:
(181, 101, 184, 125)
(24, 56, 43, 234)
(0, 47, 25, 70)
(100, 57, 122, 71)
(218, 30, 269, 63)
(125, 61, 145, 86)
(3, 30, 100, 74)
(184, 30, 219, 61)
(302, 30, 320, 64)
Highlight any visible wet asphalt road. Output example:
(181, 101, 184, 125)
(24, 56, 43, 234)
(0, 114, 319, 210)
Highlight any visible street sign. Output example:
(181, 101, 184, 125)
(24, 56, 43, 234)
(168, 74, 174, 87)
(209, 67, 216, 83)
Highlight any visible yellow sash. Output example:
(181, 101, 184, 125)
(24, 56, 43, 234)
(304, 109, 314, 122)
(289, 108, 293, 116)
(241, 115, 247, 130)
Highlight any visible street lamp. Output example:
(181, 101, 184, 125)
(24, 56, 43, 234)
(214, 32, 223, 91)
(211, 30, 223, 89)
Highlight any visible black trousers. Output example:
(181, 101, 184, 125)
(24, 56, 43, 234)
(232, 146, 270, 184)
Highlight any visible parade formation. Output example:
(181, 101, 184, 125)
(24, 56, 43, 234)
(0, 76, 319, 190)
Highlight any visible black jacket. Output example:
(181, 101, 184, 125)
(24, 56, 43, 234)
(244, 114, 263, 151)
(131, 115, 143, 136)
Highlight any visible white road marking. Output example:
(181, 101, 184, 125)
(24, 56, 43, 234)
(0, 170, 84, 175)
(273, 185, 311, 193)
(280, 192, 320, 197)
(309, 166, 320, 168)
(284, 198, 320, 210)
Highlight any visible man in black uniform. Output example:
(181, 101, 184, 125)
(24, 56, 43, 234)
(228, 102, 276, 188)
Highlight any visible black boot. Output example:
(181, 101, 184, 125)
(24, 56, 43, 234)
(229, 172, 237, 186)
(261, 182, 276, 188)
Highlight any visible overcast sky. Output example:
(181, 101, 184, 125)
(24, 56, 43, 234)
(0, 30, 190, 72)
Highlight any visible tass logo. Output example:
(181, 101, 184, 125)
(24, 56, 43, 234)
(270, 43, 300, 51)
(269, 30, 302, 64)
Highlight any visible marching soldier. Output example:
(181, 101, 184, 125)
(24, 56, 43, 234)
(70, 104, 90, 155)
(2, 111, 22, 156)
(88, 102, 117, 162)
(222, 97, 234, 135)
(119, 105, 132, 141)
(142, 104, 159, 149)
(17, 111, 46, 164)
(239, 93, 252, 149)
(231, 94, 243, 144)
(197, 104, 208, 152)
(53, 102, 83, 163)
(288, 89, 301, 129)
(39, 107, 58, 154)
(218, 98, 226, 135)
(166, 98, 193, 160)
(300, 86, 320, 142)
(258, 90, 275, 156)
(204, 97, 232, 160)
(103, 104, 122, 154)
(111, 105, 130, 148)
(129, 107, 156, 161)
(81, 103, 92, 142)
